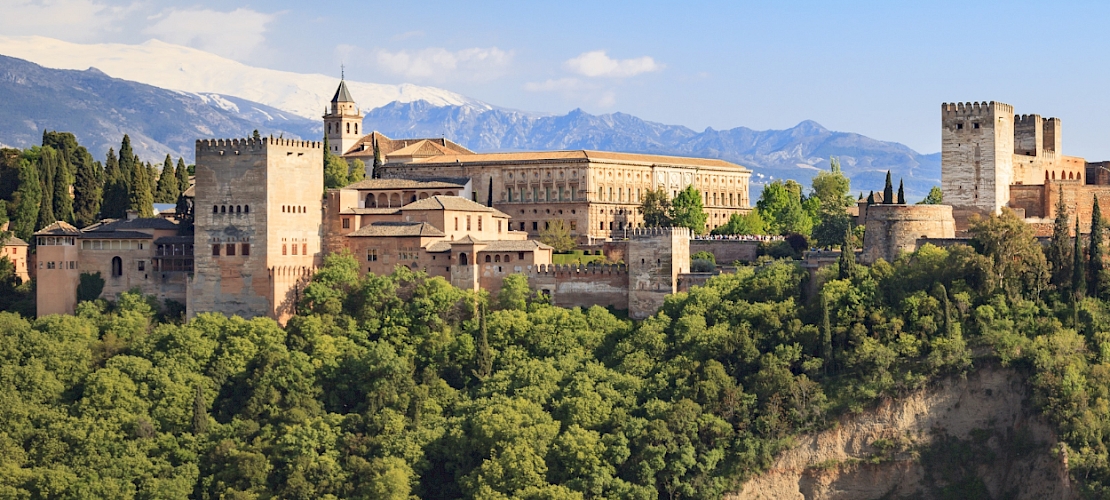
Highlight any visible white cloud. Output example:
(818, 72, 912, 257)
(524, 78, 616, 108)
(143, 8, 278, 61)
(523, 78, 586, 92)
(374, 47, 512, 82)
(564, 50, 663, 78)
(0, 0, 139, 40)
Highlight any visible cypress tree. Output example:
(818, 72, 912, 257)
(1074, 217, 1086, 299)
(838, 228, 856, 281)
(129, 158, 154, 217)
(11, 159, 41, 241)
(897, 179, 906, 204)
(866, 191, 875, 205)
(1048, 186, 1072, 289)
(51, 148, 74, 224)
(883, 171, 894, 204)
(35, 148, 57, 229)
(118, 135, 135, 193)
(175, 157, 189, 196)
(102, 148, 128, 219)
(72, 147, 103, 227)
(474, 303, 493, 380)
(192, 386, 208, 435)
(1091, 196, 1105, 298)
(372, 136, 383, 178)
(821, 293, 832, 374)
(154, 155, 179, 203)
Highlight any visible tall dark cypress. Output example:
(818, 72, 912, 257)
(897, 179, 906, 204)
(11, 160, 41, 241)
(474, 303, 493, 380)
(51, 148, 74, 224)
(129, 158, 154, 217)
(1048, 186, 1072, 289)
(838, 228, 856, 281)
(821, 293, 832, 374)
(72, 147, 103, 227)
(118, 135, 135, 193)
(154, 155, 179, 203)
(1074, 217, 1086, 299)
(372, 136, 383, 178)
(36, 148, 57, 229)
(883, 171, 894, 204)
(175, 158, 189, 196)
(1090, 196, 1104, 299)
(102, 148, 128, 219)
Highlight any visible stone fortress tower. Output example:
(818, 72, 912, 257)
(941, 101, 1016, 218)
(323, 78, 363, 158)
(187, 137, 324, 323)
(627, 227, 691, 319)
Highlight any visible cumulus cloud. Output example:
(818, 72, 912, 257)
(564, 50, 662, 78)
(1, 0, 139, 40)
(143, 8, 278, 61)
(374, 47, 512, 82)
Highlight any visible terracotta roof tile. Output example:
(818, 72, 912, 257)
(343, 178, 467, 190)
(404, 150, 750, 171)
(34, 221, 81, 236)
(347, 221, 446, 237)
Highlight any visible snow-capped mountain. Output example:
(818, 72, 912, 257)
(0, 35, 489, 120)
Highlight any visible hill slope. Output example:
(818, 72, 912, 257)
(0, 54, 319, 162)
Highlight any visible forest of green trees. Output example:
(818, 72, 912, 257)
(3, 197, 1110, 497)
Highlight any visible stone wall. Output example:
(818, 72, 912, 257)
(627, 227, 690, 319)
(528, 263, 629, 310)
(689, 239, 759, 264)
(941, 101, 1015, 214)
(35, 242, 79, 316)
(861, 204, 956, 264)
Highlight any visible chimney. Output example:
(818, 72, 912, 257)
(126, 210, 139, 220)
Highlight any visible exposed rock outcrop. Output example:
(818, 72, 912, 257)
(731, 366, 1075, 500)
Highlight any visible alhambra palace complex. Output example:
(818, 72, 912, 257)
(25, 86, 1110, 322)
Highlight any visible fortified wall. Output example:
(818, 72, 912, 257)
(528, 227, 692, 319)
(861, 204, 956, 264)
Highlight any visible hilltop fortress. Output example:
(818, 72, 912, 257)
(862, 100, 1110, 263)
(33, 81, 754, 321)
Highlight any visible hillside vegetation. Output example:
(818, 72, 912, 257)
(3, 204, 1110, 498)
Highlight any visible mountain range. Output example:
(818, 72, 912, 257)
(0, 37, 941, 199)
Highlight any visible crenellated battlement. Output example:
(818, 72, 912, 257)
(628, 226, 692, 239)
(941, 101, 1013, 117)
(528, 262, 628, 277)
(1015, 113, 1042, 125)
(196, 136, 322, 154)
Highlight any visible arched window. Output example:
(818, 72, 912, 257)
(494, 255, 501, 262)
(213, 205, 218, 213)
(346, 123, 350, 134)
(459, 253, 468, 265)
(236, 205, 241, 213)
(220, 206, 226, 213)
(282, 244, 287, 255)
(485, 255, 492, 263)
(244, 205, 249, 213)
(1046, 171, 1050, 180)
(354, 123, 358, 134)
(504, 254, 510, 262)
(111, 256, 122, 277)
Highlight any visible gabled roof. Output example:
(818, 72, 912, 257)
(339, 207, 402, 215)
(34, 221, 81, 236)
(81, 230, 154, 240)
(332, 80, 354, 103)
(388, 140, 455, 159)
(401, 195, 509, 217)
(87, 217, 179, 232)
(348, 221, 446, 238)
(341, 131, 474, 157)
(3, 236, 28, 247)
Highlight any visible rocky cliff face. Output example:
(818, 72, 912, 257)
(730, 366, 1075, 500)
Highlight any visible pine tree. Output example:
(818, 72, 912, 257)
(252, 129, 261, 141)
(11, 159, 41, 241)
(101, 148, 128, 219)
(896, 179, 906, 204)
(1074, 217, 1086, 299)
(883, 171, 894, 204)
(1048, 186, 1072, 290)
(1090, 196, 1105, 299)
(128, 157, 154, 217)
(72, 147, 103, 227)
(154, 155, 179, 203)
(175, 157, 189, 197)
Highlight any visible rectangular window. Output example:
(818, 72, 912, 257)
(367, 249, 377, 262)
(520, 222, 525, 231)
(570, 221, 577, 231)
(342, 218, 350, 229)
(478, 217, 482, 231)
(455, 217, 459, 230)
(282, 244, 287, 255)
(507, 187, 513, 201)
(497, 220, 502, 233)
(226, 243, 236, 256)
(303, 244, 307, 255)
(241, 243, 250, 256)
(292, 243, 298, 255)
(467, 215, 471, 231)
(47, 261, 55, 269)
(518, 252, 525, 260)
(532, 221, 538, 231)
(212, 244, 220, 256)
(533, 187, 539, 201)
(138, 261, 145, 271)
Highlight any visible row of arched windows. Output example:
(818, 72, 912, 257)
(326, 122, 358, 134)
(213, 205, 249, 214)
(283, 205, 307, 213)
(483, 254, 514, 263)
(1047, 170, 1082, 181)
(282, 243, 308, 255)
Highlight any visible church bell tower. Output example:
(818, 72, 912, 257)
(323, 75, 363, 156)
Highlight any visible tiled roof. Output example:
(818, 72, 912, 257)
(474, 240, 553, 251)
(340, 208, 402, 215)
(347, 221, 446, 237)
(87, 217, 179, 232)
(34, 221, 81, 236)
(3, 236, 28, 246)
(388, 140, 454, 158)
(154, 236, 195, 244)
(81, 230, 154, 239)
(343, 178, 466, 190)
(402, 196, 509, 216)
(405, 150, 749, 171)
(342, 131, 474, 157)
(425, 241, 452, 252)
(332, 80, 354, 103)
(182, 185, 195, 197)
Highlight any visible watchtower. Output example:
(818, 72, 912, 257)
(323, 79, 363, 156)
(188, 137, 323, 323)
(941, 101, 1015, 215)
(627, 227, 690, 319)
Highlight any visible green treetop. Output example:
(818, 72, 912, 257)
(639, 188, 672, 227)
(669, 185, 708, 234)
(154, 155, 179, 203)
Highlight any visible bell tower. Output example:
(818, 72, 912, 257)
(323, 73, 363, 156)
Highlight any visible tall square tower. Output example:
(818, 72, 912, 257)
(187, 137, 323, 323)
(941, 101, 1015, 215)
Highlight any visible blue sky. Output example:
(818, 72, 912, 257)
(7, 0, 1110, 157)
